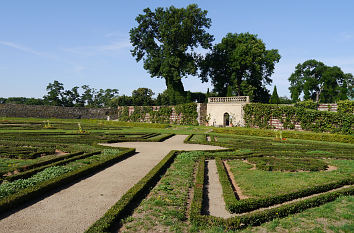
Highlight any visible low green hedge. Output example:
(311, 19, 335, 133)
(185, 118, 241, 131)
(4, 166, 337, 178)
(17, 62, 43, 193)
(6, 151, 83, 175)
(190, 156, 205, 220)
(190, 155, 354, 230)
(228, 178, 353, 214)
(0, 148, 135, 213)
(5, 151, 100, 182)
(85, 150, 179, 233)
(212, 127, 354, 144)
(215, 158, 238, 211)
(105, 133, 175, 143)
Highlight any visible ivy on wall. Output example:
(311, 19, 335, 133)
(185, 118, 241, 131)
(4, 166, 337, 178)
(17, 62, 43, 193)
(337, 100, 354, 114)
(244, 103, 353, 135)
(117, 103, 198, 125)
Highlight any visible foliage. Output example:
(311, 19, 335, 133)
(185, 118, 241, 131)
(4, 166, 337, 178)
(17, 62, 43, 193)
(118, 103, 198, 125)
(175, 103, 198, 125)
(130, 4, 214, 104)
(337, 100, 354, 114)
(43, 81, 119, 107)
(200, 32, 281, 102)
(294, 100, 318, 110)
(247, 156, 328, 172)
(288, 59, 353, 102)
(131, 88, 155, 106)
(269, 86, 280, 104)
(0, 166, 74, 199)
(243, 103, 353, 134)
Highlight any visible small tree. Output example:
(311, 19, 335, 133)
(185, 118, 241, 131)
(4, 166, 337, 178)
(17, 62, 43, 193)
(269, 86, 280, 104)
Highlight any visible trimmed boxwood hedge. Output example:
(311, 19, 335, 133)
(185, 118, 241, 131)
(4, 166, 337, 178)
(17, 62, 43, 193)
(212, 127, 354, 144)
(215, 158, 238, 211)
(190, 156, 354, 231)
(0, 148, 135, 214)
(85, 150, 179, 233)
(227, 178, 353, 214)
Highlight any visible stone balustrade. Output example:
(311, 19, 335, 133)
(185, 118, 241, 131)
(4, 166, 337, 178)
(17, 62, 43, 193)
(208, 96, 250, 103)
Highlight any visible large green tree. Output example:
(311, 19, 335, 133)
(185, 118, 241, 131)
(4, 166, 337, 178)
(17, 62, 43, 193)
(132, 88, 155, 106)
(288, 59, 353, 103)
(200, 33, 280, 102)
(130, 4, 214, 104)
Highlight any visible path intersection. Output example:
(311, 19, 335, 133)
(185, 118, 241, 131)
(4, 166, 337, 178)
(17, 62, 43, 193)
(0, 135, 226, 233)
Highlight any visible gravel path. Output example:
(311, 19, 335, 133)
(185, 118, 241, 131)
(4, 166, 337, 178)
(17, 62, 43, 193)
(0, 135, 225, 233)
(206, 160, 233, 218)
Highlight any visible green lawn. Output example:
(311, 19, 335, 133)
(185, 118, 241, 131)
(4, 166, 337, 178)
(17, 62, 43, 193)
(227, 159, 354, 198)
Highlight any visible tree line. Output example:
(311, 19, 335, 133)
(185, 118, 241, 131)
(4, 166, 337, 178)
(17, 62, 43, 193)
(129, 4, 353, 104)
(0, 81, 208, 107)
(1, 4, 353, 106)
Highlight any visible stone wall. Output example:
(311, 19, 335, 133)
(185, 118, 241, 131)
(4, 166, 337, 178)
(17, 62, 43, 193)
(0, 104, 117, 119)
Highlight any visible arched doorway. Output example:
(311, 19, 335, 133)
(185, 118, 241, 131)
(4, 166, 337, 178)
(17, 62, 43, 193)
(223, 112, 230, 127)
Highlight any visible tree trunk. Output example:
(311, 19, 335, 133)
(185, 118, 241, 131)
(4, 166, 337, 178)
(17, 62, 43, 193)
(165, 77, 185, 104)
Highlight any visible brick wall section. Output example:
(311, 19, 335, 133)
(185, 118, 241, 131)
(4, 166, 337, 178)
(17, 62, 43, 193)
(0, 104, 117, 119)
(268, 117, 303, 131)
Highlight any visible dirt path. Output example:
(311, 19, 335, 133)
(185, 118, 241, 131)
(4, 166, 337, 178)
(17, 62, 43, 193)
(206, 160, 233, 218)
(0, 135, 225, 233)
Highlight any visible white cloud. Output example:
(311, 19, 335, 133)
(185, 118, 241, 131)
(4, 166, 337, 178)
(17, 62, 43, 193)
(0, 40, 45, 56)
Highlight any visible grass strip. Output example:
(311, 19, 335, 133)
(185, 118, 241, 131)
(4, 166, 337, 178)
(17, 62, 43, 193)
(85, 150, 179, 233)
(0, 148, 135, 214)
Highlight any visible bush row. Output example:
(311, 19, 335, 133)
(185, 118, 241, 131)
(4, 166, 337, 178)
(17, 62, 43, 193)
(243, 103, 353, 135)
(190, 156, 205, 220)
(0, 148, 135, 214)
(85, 150, 179, 233)
(215, 158, 238, 211)
(190, 155, 354, 230)
(105, 133, 175, 143)
(212, 127, 354, 144)
(0, 146, 55, 159)
(5, 151, 100, 182)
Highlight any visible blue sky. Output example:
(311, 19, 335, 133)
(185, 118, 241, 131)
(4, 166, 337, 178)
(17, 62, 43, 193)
(1, 0, 353, 98)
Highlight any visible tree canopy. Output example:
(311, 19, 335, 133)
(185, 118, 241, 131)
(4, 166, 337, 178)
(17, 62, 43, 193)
(129, 4, 214, 104)
(288, 59, 353, 103)
(200, 33, 281, 102)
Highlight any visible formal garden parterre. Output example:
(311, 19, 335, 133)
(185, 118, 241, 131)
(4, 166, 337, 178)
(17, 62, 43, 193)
(0, 117, 353, 232)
